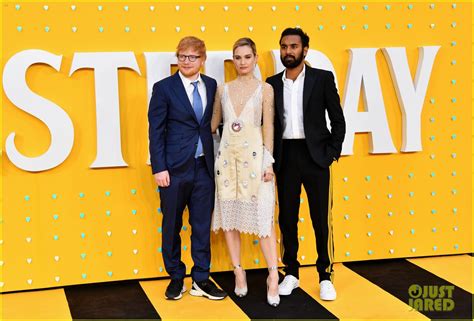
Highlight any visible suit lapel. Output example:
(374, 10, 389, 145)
(201, 75, 214, 122)
(170, 72, 199, 123)
(302, 66, 317, 114)
(273, 72, 285, 125)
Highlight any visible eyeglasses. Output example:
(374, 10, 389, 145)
(177, 54, 201, 62)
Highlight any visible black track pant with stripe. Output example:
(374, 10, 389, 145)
(277, 139, 334, 282)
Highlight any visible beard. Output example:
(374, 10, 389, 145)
(281, 51, 305, 69)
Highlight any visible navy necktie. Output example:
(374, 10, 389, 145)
(191, 81, 203, 157)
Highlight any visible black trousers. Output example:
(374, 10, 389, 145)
(277, 139, 334, 282)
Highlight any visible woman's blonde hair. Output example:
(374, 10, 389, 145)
(232, 37, 257, 56)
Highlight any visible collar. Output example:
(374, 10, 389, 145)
(178, 71, 202, 87)
(282, 64, 306, 82)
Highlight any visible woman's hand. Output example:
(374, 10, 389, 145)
(263, 166, 274, 182)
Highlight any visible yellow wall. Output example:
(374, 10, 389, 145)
(1, 1, 472, 292)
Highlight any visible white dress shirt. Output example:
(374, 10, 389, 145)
(178, 71, 207, 114)
(282, 64, 306, 139)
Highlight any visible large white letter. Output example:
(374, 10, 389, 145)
(3, 49, 74, 172)
(206, 51, 233, 84)
(143, 52, 176, 104)
(70, 52, 140, 168)
(342, 48, 396, 155)
(382, 46, 440, 152)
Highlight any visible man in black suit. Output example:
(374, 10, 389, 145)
(148, 36, 226, 301)
(266, 27, 345, 301)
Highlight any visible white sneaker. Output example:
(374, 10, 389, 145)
(320, 280, 337, 301)
(278, 275, 299, 295)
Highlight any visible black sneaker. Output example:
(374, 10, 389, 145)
(165, 279, 186, 300)
(190, 279, 227, 300)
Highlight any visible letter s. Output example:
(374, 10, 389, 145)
(3, 49, 74, 172)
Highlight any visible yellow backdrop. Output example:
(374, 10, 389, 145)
(1, 1, 472, 292)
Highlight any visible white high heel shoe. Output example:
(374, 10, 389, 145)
(267, 266, 280, 307)
(234, 265, 248, 297)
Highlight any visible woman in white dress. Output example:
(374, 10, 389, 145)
(211, 38, 279, 307)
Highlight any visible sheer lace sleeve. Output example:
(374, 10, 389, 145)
(262, 83, 275, 169)
(211, 85, 224, 134)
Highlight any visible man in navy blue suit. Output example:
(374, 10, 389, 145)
(148, 36, 227, 301)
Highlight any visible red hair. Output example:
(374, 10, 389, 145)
(176, 36, 207, 58)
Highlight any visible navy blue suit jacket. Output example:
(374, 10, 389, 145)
(148, 72, 216, 178)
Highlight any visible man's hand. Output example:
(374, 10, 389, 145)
(154, 170, 170, 187)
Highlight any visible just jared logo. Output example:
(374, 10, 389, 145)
(408, 284, 455, 312)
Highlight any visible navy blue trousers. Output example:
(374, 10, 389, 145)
(159, 157, 215, 282)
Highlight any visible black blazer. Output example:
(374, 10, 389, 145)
(266, 66, 346, 172)
(148, 72, 217, 178)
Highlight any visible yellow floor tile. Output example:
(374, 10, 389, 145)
(2, 288, 72, 320)
(140, 277, 249, 321)
(408, 255, 473, 293)
(298, 264, 429, 320)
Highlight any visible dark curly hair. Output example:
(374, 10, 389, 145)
(279, 27, 310, 48)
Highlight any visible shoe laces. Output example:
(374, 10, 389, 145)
(169, 279, 183, 290)
(197, 278, 218, 290)
(280, 276, 293, 287)
(320, 280, 333, 290)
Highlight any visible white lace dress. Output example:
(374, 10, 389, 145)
(211, 80, 275, 238)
